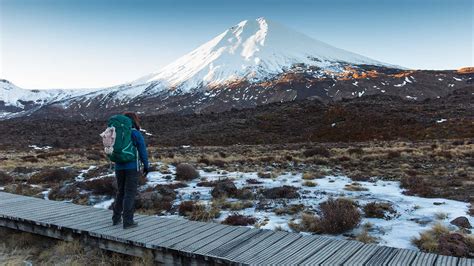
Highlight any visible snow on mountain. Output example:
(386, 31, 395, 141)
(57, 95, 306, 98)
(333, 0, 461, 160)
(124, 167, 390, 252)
(133, 17, 391, 92)
(0, 79, 91, 109)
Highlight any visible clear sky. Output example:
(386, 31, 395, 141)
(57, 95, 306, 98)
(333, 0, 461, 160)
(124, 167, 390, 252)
(0, 0, 472, 89)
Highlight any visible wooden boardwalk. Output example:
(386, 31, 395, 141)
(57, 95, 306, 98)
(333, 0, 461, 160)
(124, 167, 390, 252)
(0, 191, 472, 265)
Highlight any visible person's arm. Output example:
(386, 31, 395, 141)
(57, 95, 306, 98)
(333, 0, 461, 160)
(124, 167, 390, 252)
(132, 130, 149, 172)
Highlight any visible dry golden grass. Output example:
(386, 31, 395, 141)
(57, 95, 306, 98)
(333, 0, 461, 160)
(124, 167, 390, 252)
(0, 227, 154, 265)
(303, 180, 317, 187)
(355, 228, 378, 244)
(344, 182, 368, 191)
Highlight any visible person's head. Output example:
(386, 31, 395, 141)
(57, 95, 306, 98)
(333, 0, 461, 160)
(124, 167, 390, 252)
(123, 112, 141, 130)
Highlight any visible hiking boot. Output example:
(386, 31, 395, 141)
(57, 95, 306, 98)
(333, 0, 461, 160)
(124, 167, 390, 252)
(123, 221, 138, 229)
(112, 217, 122, 226)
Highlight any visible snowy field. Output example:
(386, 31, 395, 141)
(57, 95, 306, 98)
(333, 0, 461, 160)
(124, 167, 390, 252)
(90, 163, 472, 250)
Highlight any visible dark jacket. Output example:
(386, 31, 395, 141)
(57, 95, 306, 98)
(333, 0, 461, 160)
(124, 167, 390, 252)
(115, 129, 149, 171)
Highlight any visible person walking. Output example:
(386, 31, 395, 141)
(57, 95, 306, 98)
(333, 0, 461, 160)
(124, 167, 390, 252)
(101, 112, 149, 229)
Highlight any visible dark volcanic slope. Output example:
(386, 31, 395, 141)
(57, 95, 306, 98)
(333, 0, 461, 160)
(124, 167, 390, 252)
(0, 87, 472, 150)
(23, 68, 473, 120)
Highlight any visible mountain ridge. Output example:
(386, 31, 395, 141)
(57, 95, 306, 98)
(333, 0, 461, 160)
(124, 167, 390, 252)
(0, 18, 472, 120)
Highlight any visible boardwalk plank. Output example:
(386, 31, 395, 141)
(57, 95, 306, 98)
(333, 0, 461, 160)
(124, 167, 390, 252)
(142, 221, 211, 248)
(158, 222, 221, 248)
(267, 235, 331, 265)
(11, 205, 94, 223)
(411, 252, 438, 266)
(364, 246, 398, 265)
(210, 230, 275, 259)
(342, 244, 380, 265)
(179, 226, 241, 253)
(244, 233, 302, 265)
(88, 215, 152, 238)
(230, 231, 291, 262)
(53, 210, 128, 229)
(118, 217, 177, 240)
(127, 219, 192, 246)
(458, 257, 474, 266)
(299, 239, 349, 265)
(205, 229, 270, 258)
(0, 201, 69, 219)
(321, 240, 365, 265)
(166, 223, 229, 250)
(193, 227, 257, 256)
(434, 255, 458, 266)
(384, 248, 417, 266)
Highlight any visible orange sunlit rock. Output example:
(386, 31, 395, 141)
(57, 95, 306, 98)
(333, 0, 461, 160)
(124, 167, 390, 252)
(457, 67, 474, 74)
(390, 71, 414, 78)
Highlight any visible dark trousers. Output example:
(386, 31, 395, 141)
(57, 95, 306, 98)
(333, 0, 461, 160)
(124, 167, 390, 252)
(112, 169, 139, 225)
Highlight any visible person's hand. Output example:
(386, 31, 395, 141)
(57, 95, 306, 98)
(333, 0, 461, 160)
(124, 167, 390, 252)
(143, 167, 149, 177)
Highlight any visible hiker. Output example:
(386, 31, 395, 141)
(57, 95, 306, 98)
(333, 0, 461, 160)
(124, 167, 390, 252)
(101, 112, 149, 229)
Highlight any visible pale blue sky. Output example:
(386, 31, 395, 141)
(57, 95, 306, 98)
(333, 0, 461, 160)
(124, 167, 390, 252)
(1, 0, 472, 89)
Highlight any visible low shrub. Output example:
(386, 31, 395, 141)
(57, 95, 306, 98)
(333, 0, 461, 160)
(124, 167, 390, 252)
(48, 184, 82, 201)
(318, 198, 361, 234)
(412, 223, 472, 257)
(0, 171, 13, 185)
(178, 201, 196, 216)
(400, 175, 433, 197)
(135, 188, 176, 214)
(246, 179, 263, 184)
(355, 228, 378, 244)
(303, 181, 317, 187)
(4, 183, 44, 197)
(438, 233, 471, 257)
(211, 180, 238, 198)
(189, 204, 220, 222)
(302, 171, 324, 180)
(222, 213, 257, 226)
(348, 147, 364, 155)
(257, 172, 273, 179)
(289, 213, 320, 233)
(387, 150, 401, 159)
(344, 182, 368, 191)
(29, 168, 76, 184)
(262, 186, 299, 199)
(175, 163, 199, 181)
(274, 204, 304, 216)
(303, 147, 330, 158)
(78, 176, 116, 196)
(363, 202, 396, 219)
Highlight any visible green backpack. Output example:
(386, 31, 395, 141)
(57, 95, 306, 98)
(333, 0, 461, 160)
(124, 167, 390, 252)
(106, 115, 137, 163)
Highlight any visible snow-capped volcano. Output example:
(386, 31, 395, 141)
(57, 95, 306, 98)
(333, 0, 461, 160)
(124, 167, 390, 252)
(2, 18, 469, 120)
(133, 17, 390, 92)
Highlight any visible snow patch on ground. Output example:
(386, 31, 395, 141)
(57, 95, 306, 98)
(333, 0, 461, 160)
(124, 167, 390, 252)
(394, 81, 406, 87)
(29, 145, 52, 150)
(436, 118, 447, 123)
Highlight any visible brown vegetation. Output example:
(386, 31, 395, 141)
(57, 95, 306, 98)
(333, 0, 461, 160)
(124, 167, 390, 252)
(222, 213, 257, 226)
(0, 227, 151, 265)
(363, 202, 396, 219)
(261, 186, 299, 199)
(28, 168, 76, 184)
(175, 163, 199, 181)
(188, 203, 220, 222)
(0, 170, 13, 185)
(289, 198, 361, 234)
(78, 176, 116, 196)
(412, 223, 473, 257)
